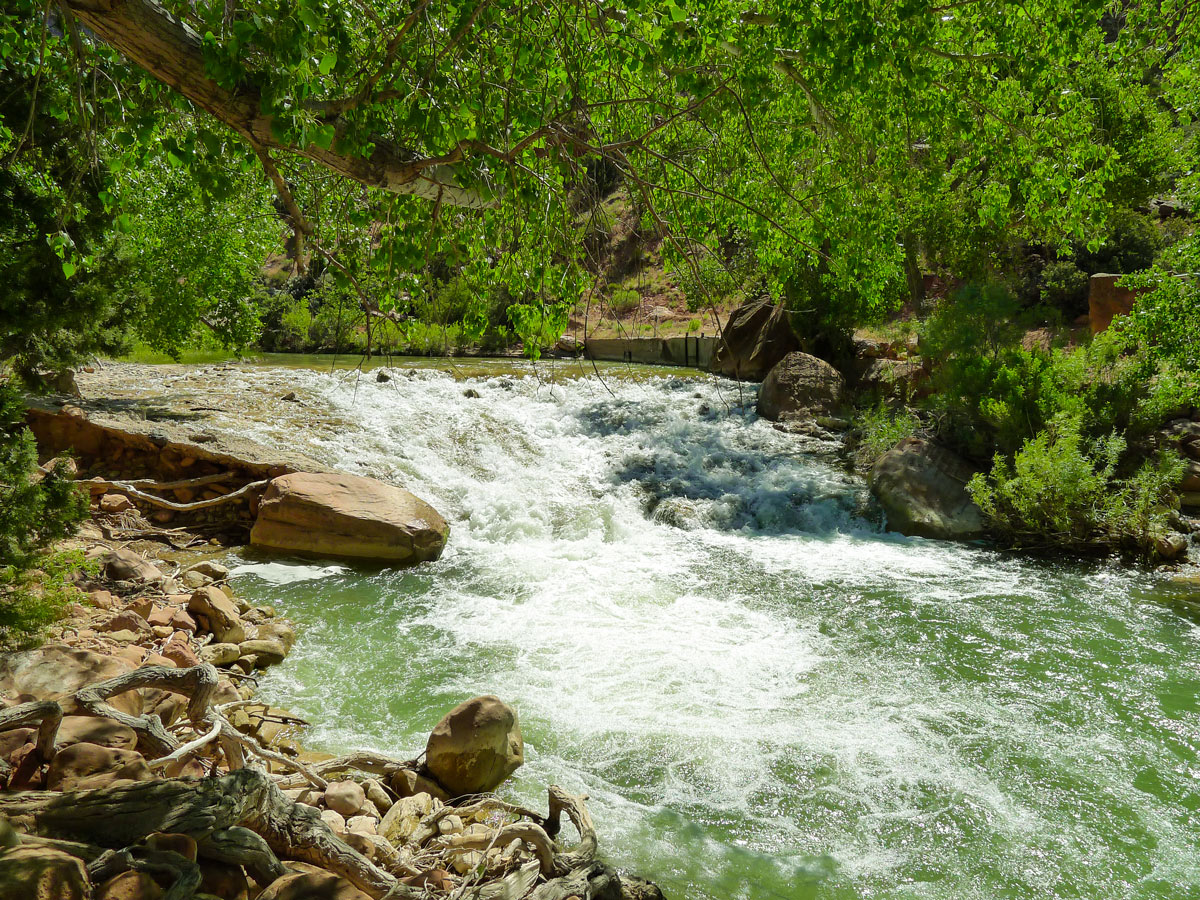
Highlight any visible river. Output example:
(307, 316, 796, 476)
(106, 359, 1200, 899)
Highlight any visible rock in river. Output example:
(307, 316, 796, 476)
(869, 437, 985, 540)
(756, 351, 846, 421)
(425, 695, 524, 797)
(250, 472, 449, 565)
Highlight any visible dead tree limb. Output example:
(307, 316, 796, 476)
(0, 700, 63, 761)
(89, 479, 268, 511)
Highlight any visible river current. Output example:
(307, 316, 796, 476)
(110, 360, 1200, 899)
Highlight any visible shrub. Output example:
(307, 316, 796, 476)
(1040, 260, 1090, 314)
(0, 380, 88, 648)
(853, 404, 921, 470)
(609, 288, 641, 314)
(968, 416, 1183, 553)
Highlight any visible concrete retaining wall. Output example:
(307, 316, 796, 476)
(583, 336, 717, 370)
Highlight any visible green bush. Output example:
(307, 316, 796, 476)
(1040, 260, 1090, 314)
(853, 404, 921, 469)
(968, 417, 1183, 553)
(609, 288, 641, 314)
(0, 380, 88, 648)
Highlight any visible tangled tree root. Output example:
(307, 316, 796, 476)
(0, 663, 629, 899)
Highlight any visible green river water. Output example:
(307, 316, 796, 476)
(107, 359, 1200, 899)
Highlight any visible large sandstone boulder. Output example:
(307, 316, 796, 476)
(256, 870, 372, 900)
(711, 299, 798, 381)
(102, 548, 164, 585)
(187, 587, 246, 644)
(250, 472, 449, 565)
(0, 646, 140, 716)
(46, 742, 152, 792)
(756, 352, 845, 421)
(869, 438, 985, 540)
(425, 696, 524, 797)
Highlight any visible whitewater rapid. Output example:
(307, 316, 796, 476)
(101, 361, 1200, 899)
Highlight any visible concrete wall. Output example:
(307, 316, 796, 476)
(583, 336, 718, 370)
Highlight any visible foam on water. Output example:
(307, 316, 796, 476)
(107, 363, 1200, 900)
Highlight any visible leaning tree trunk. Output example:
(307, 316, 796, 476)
(60, 0, 490, 208)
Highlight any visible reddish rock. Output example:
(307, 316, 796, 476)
(56, 716, 137, 751)
(1088, 273, 1144, 334)
(46, 742, 152, 792)
(98, 611, 151, 635)
(161, 632, 200, 668)
(148, 606, 196, 633)
(99, 493, 134, 514)
(95, 871, 163, 900)
(0, 846, 90, 900)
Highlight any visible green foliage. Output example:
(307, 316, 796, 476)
(1040, 260, 1090, 314)
(609, 289, 641, 314)
(853, 404, 920, 469)
(968, 418, 1183, 553)
(0, 550, 88, 651)
(0, 380, 88, 646)
(0, 382, 87, 568)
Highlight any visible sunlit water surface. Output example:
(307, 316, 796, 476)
(109, 361, 1200, 899)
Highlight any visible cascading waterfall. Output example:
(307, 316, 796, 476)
(118, 361, 1200, 899)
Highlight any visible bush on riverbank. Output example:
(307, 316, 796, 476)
(0, 380, 88, 646)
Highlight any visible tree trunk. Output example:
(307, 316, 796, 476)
(61, 0, 491, 208)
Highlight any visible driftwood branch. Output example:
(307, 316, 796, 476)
(0, 700, 63, 761)
(90, 478, 268, 511)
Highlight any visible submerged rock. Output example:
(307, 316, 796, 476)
(869, 437, 985, 540)
(756, 351, 845, 422)
(425, 695, 524, 797)
(250, 472, 449, 565)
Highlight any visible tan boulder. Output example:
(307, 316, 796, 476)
(0, 645, 140, 716)
(255, 621, 297, 651)
(756, 352, 846, 422)
(869, 437, 985, 540)
(250, 472, 449, 565)
(99, 493, 134, 514)
(389, 767, 449, 802)
(424, 695, 524, 797)
(237, 639, 286, 667)
(103, 548, 164, 585)
(187, 587, 245, 644)
(56, 716, 137, 751)
(198, 643, 240, 666)
(95, 871, 163, 900)
(46, 742, 152, 792)
(0, 846, 90, 900)
(325, 780, 366, 818)
(711, 298, 798, 381)
(256, 871, 372, 900)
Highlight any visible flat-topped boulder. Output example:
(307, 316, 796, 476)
(250, 472, 449, 565)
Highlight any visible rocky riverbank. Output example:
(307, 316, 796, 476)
(0, 519, 662, 898)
